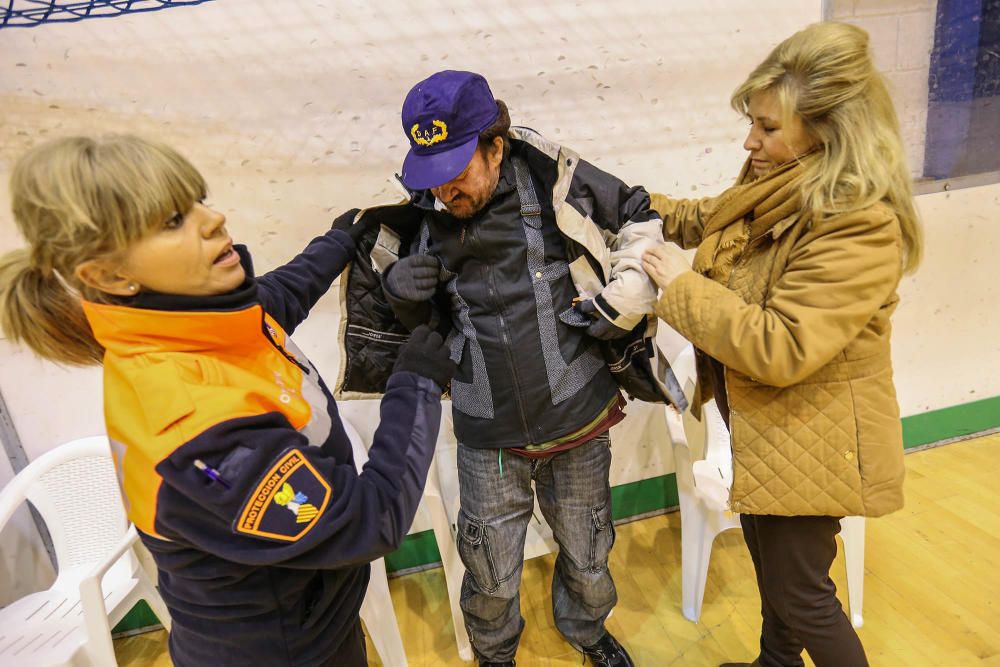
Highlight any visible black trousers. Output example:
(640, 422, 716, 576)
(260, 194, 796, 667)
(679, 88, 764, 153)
(740, 514, 868, 667)
(326, 619, 368, 667)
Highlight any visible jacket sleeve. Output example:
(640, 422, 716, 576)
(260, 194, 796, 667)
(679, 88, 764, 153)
(568, 159, 662, 329)
(255, 228, 356, 334)
(152, 372, 442, 569)
(655, 206, 903, 388)
(650, 192, 722, 250)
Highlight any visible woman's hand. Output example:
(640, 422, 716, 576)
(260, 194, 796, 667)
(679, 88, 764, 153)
(642, 242, 692, 290)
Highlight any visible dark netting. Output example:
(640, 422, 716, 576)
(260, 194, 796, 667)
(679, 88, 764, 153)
(1, 0, 215, 28)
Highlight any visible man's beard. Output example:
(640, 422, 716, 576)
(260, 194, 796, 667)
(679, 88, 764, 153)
(443, 171, 500, 219)
(444, 195, 482, 219)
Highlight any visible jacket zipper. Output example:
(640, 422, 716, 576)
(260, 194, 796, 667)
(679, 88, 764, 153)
(259, 315, 310, 374)
(470, 223, 532, 442)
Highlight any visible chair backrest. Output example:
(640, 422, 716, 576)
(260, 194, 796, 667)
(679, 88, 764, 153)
(688, 400, 734, 511)
(669, 344, 698, 405)
(701, 401, 732, 468)
(8, 436, 131, 590)
(670, 340, 734, 512)
(340, 417, 370, 470)
(430, 407, 557, 558)
(432, 409, 462, 525)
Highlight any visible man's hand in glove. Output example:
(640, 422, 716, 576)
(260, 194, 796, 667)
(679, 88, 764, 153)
(576, 298, 631, 340)
(393, 324, 457, 390)
(383, 255, 441, 302)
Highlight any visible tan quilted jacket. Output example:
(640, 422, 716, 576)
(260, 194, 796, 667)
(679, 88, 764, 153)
(651, 192, 906, 518)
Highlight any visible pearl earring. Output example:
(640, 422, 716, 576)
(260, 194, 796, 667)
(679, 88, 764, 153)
(128, 283, 138, 292)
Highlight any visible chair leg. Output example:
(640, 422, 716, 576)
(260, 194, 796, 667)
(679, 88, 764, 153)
(135, 569, 172, 632)
(83, 632, 119, 667)
(79, 577, 120, 667)
(360, 557, 408, 667)
(679, 498, 716, 623)
(425, 473, 474, 663)
(438, 526, 474, 661)
(142, 585, 173, 633)
(840, 516, 865, 628)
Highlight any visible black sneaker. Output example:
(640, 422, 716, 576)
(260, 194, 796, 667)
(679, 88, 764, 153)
(479, 662, 515, 667)
(581, 633, 634, 667)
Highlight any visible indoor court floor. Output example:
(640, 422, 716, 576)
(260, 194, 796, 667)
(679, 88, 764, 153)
(115, 432, 1000, 666)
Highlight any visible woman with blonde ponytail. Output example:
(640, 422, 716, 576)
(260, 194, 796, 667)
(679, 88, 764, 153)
(0, 135, 456, 666)
(643, 22, 923, 667)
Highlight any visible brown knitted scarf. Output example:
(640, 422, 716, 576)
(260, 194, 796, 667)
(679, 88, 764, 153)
(693, 155, 814, 284)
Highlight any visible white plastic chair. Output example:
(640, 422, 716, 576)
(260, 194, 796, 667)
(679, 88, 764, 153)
(340, 417, 408, 667)
(423, 409, 558, 663)
(664, 345, 866, 627)
(0, 435, 170, 666)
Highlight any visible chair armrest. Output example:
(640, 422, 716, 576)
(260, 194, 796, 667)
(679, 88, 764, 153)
(78, 524, 140, 663)
(79, 523, 140, 619)
(663, 405, 691, 450)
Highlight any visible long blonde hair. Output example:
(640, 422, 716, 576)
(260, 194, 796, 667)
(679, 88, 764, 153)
(0, 135, 206, 365)
(731, 21, 923, 272)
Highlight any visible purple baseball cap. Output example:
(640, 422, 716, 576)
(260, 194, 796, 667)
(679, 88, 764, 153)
(400, 70, 500, 190)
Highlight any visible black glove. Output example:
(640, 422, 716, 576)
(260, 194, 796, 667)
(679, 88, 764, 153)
(576, 298, 631, 340)
(330, 208, 368, 243)
(393, 324, 457, 389)
(384, 255, 441, 302)
(362, 203, 423, 231)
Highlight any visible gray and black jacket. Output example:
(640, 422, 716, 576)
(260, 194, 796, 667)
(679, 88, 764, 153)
(335, 128, 673, 448)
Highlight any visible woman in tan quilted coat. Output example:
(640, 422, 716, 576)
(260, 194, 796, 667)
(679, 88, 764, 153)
(642, 22, 923, 667)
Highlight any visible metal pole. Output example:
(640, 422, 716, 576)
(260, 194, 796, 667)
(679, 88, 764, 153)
(0, 386, 57, 569)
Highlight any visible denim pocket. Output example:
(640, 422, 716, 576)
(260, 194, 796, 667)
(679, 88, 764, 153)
(589, 500, 616, 573)
(457, 510, 501, 593)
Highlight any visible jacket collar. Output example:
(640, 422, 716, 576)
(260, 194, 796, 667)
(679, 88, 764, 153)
(83, 246, 268, 357)
(118, 245, 259, 313)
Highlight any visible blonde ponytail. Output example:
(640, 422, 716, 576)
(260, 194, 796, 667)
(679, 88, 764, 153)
(0, 248, 103, 364)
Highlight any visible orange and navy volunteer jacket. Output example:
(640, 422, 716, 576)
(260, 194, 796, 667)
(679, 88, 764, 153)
(82, 228, 444, 667)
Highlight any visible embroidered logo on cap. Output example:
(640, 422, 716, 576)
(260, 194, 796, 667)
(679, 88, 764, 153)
(235, 449, 330, 542)
(410, 120, 448, 147)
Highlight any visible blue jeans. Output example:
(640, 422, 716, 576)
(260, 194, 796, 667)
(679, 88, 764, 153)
(456, 434, 617, 662)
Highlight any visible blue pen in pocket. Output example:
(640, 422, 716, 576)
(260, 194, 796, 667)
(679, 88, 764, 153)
(194, 459, 231, 489)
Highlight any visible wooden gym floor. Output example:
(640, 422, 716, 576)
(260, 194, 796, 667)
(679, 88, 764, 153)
(116, 433, 1000, 666)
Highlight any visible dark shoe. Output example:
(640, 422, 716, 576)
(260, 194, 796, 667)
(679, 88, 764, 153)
(479, 661, 515, 667)
(581, 633, 634, 667)
(719, 661, 760, 667)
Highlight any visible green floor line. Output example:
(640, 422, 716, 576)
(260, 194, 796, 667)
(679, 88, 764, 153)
(113, 394, 1000, 632)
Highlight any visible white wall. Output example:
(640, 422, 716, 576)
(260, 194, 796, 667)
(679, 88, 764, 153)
(894, 183, 1000, 414)
(827, 0, 938, 175)
(2, 0, 996, 596)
